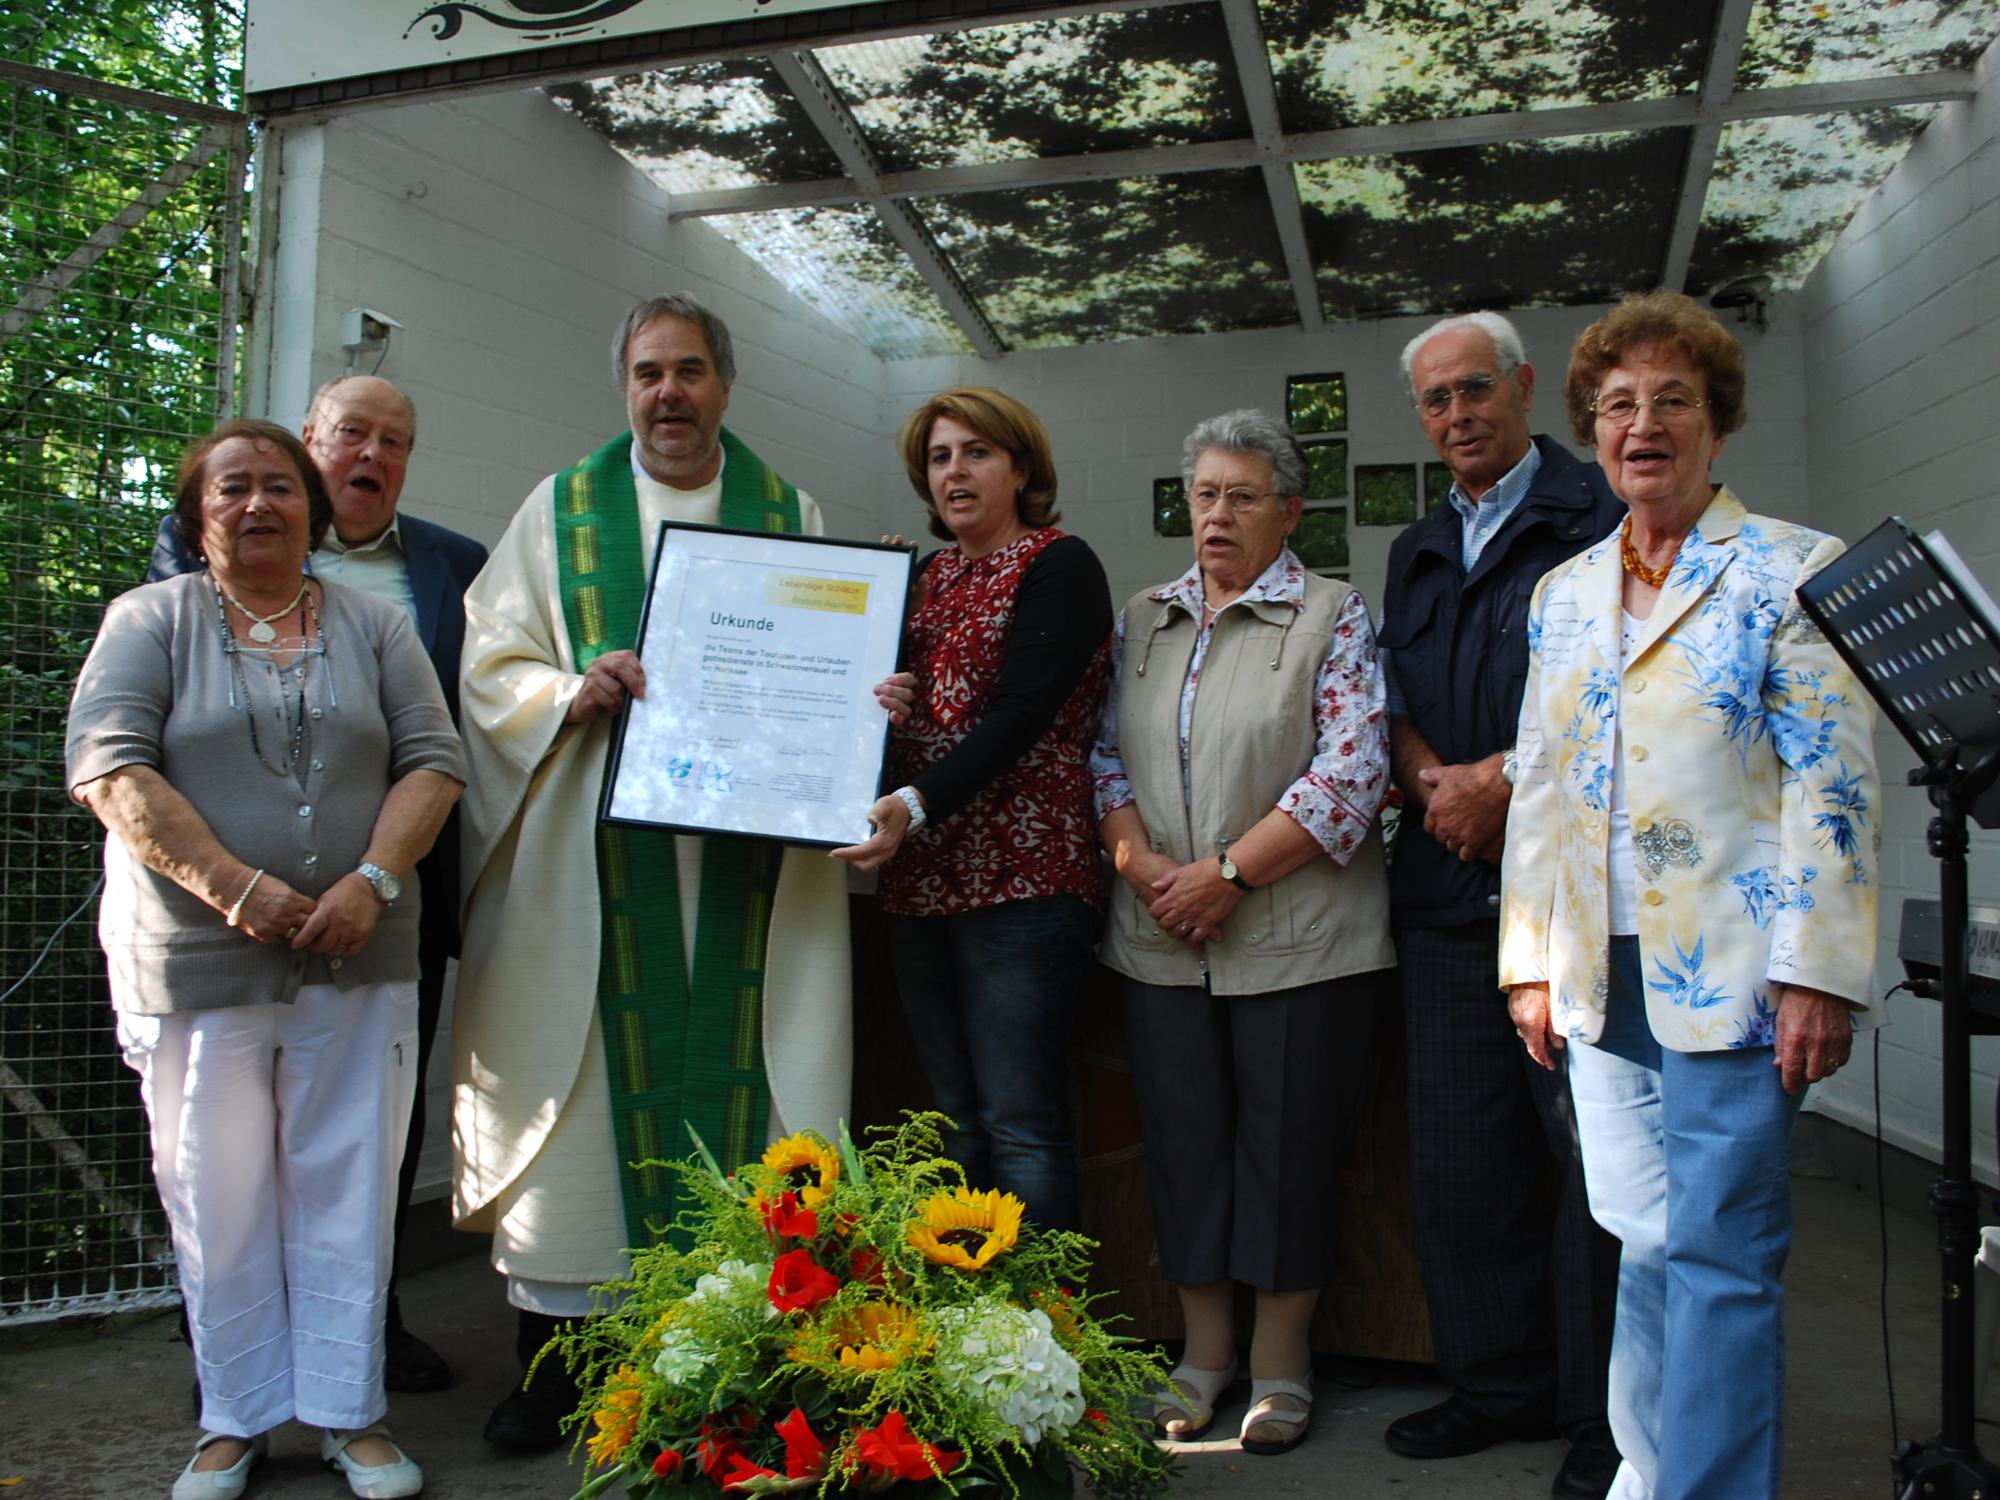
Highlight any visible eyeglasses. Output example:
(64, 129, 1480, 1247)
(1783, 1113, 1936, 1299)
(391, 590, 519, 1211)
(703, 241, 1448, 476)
(1414, 373, 1503, 418)
(1189, 485, 1280, 513)
(326, 421, 409, 454)
(1589, 391, 1708, 425)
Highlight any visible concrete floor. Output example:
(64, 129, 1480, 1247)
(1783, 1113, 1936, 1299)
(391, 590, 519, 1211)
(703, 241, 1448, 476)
(1, 1167, 1992, 1499)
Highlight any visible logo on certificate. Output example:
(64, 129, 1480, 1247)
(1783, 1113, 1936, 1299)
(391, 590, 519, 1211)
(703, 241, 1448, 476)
(667, 755, 695, 783)
(700, 760, 736, 794)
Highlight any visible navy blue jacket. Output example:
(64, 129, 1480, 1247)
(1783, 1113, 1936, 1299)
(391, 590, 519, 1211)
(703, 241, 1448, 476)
(1377, 435, 1622, 929)
(148, 509, 488, 954)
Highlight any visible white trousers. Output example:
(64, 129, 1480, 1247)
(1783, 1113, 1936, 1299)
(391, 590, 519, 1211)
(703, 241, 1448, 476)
(118, 981, 419, 1436)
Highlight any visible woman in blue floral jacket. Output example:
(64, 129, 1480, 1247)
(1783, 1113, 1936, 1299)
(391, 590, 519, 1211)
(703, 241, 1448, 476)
(1499, 292, 1879, 1500)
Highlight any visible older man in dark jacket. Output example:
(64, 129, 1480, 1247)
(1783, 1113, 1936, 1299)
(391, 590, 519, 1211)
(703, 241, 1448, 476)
(1376, 313, 1623, 1500)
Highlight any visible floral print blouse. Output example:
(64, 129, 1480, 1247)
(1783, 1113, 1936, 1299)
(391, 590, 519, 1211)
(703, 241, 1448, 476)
(1090, 548, 1387, 865)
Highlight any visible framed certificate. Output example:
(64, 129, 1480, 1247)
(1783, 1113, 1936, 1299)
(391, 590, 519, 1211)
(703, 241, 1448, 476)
(601, 522, 916, 848)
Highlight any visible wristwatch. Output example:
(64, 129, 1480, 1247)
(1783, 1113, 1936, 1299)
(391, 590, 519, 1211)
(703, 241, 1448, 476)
(1500, 747, 1521, 787)
(1218, 852, 1255, 892)
(356, 862, 403, 904)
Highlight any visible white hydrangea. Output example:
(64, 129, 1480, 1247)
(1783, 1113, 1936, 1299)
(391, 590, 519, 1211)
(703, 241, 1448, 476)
(933, 1298, 1085, 1446)
(651, 1326, 712, 1385)
(687, 1258, 777, 1321)
(653, 1258, 778, 1385)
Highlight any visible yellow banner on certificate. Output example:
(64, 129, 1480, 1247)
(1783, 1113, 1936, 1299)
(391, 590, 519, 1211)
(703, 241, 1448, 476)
(767, 574, 870, 614)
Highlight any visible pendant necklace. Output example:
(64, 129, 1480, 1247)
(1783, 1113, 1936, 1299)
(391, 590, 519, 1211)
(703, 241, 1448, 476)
(221, 580, 309, 643)
(214, 581, 323, 776)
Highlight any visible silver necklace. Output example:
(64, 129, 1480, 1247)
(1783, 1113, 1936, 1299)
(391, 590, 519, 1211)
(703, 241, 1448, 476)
(213, 582, 323, 776)
(221, 579, 308, 643)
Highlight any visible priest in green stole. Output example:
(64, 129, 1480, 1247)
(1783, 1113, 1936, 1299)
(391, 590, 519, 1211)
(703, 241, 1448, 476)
(453, 295, 852, 1448)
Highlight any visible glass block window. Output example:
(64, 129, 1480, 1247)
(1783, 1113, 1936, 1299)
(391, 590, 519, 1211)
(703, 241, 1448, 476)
(1423, 462, 1455, 514)
(1303, 438, 1348, 500)
(1154, 477, 1190, 537)
(1356, 464, 1420, 527)
(1293, 506, 1349, 571)
(1287, 372, 1347, 434)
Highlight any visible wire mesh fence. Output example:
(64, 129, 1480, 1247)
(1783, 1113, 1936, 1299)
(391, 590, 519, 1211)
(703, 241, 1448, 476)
(0, 62, 246, 1323)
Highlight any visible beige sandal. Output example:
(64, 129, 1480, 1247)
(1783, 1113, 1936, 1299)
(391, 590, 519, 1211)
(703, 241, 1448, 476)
(1240, 1375, 1313, 1456)
(1151, 1361, 1237, 1440)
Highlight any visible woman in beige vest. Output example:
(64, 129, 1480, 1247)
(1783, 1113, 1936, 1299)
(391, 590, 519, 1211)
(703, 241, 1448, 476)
(1091, 409, 1395, 1457)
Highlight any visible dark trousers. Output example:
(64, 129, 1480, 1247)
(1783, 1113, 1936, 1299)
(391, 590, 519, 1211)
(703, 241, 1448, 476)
(1122, 970, 1384, 1291)
(1399, 920, 1618, 1432)
(889, 895, 1098, 1233)
(386, 917, 449, 1306)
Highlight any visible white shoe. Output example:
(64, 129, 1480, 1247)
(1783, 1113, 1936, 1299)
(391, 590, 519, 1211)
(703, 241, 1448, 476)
(320, 1425, 424, 1499)
(171, 1432, 266, 1500)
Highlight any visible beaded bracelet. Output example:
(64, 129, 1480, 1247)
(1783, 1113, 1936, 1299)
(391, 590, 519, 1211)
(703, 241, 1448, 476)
(224, 868, 265, 928)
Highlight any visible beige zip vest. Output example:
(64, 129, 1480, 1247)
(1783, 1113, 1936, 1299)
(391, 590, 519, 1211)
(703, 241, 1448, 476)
(1100, 572, 1395, 995)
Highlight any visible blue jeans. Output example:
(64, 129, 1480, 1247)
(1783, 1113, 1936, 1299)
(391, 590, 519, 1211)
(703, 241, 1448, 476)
(1567, 936, 1804, 1500)
(889, 895, 1097, 1232)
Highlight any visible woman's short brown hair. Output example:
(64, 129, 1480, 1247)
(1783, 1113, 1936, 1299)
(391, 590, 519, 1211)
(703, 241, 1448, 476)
(897, 387, 1059, 543)
(1564, 290, 1748, 445)
(173, 419, 334, 564)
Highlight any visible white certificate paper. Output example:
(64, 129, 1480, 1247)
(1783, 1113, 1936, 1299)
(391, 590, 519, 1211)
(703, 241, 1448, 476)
(603, 523, 914, 847)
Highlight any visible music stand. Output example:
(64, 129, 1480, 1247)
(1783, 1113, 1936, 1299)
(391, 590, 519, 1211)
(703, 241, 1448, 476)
(1798, 517, 2000, 1498)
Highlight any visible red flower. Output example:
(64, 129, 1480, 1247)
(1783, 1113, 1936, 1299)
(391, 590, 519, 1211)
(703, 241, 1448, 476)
(761, 1189, 821, 1242)
(775, 1407, 828, 1480)
(697, 1412, 752, 1479)
(768, 1248, 841, 1313)
(652, 1448, 684, 1478)
(1085, 1409, 1109, 1426)
(721, 1453, 781, 1490)
(848, 1246, 887, 1286)
(697, 1431, 740, 1479)
(854, 1410, 963, 1482)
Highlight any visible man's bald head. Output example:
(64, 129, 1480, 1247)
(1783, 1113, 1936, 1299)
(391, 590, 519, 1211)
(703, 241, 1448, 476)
(302, 375, 417, 545)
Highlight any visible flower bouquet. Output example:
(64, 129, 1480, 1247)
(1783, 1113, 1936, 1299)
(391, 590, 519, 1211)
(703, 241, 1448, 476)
(559, 1113, 1173, 1498)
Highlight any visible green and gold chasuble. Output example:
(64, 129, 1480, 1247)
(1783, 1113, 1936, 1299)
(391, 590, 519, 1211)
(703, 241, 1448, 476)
(553, 430, 802, 1248)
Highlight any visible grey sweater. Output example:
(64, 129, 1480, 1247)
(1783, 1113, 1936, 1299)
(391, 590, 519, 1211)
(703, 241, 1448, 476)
(66, 572, 466, 1014)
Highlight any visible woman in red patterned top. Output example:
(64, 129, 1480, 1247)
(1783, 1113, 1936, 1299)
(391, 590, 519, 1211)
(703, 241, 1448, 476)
(833, 387, 1111, 1232)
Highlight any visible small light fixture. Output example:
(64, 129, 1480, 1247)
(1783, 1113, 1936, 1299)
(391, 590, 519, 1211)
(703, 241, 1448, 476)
(1709, 274, 1772, 333)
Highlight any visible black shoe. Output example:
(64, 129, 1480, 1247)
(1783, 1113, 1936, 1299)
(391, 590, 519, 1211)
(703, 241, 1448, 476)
(483, 1311, 579, 1451)
(1385, 1394, 1552, 1460)
(384, 1303, 453, 1394)
(1552, 1424, 1621, 1499)
(483, 1360, 579, 1451)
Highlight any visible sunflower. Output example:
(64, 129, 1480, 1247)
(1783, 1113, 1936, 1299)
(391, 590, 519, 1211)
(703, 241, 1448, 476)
(585, 1364, 645, 1465)
(759, 1133, 840, 1209)
(837, 1301, 929, 1372)
(907, 1186, 1024, 1271)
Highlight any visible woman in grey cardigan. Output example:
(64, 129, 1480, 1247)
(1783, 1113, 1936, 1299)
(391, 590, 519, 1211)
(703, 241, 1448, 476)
(66, 420, 463, 1500)
(1090, 410, 1395, 1457)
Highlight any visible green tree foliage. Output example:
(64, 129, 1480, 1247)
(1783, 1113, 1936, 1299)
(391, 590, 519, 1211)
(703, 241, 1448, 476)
(820, 7, 1251, 172)
(1259, 0, 1707, 133)
(0, 1, 243, 1314)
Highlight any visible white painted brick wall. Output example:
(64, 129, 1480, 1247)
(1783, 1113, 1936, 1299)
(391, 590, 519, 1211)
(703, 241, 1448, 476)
(253, 89, 894, 546)
(1798, 42, 2000, 1176)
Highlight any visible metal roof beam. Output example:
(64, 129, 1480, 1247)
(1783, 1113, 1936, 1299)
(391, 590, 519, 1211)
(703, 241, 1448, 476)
(766, 49, 1007, 358)
(671, 68, 1976, 221)
(1660, 0, 1758, 292)
(1219, 0, 1322, 333)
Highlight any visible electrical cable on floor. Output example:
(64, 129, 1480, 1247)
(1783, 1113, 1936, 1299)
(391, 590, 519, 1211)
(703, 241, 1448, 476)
(0, 876, 104, 1006)
(1876, 983, 1908, 1499)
